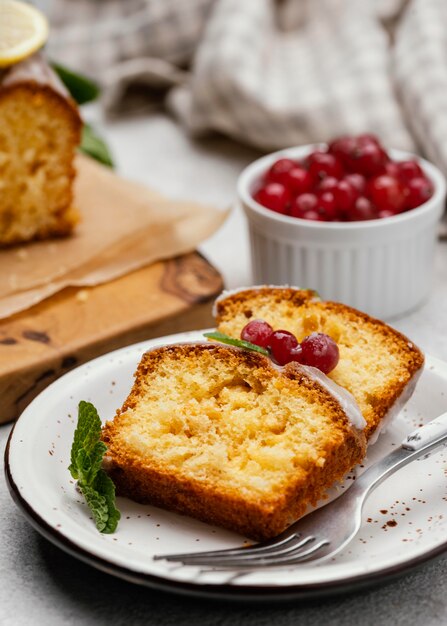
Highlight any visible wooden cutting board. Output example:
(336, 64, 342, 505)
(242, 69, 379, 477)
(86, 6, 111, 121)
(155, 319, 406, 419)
(0, 251, 223, 424)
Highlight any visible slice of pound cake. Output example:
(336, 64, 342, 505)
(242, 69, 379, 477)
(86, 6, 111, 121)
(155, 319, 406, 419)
(102, 343, 366, 541)
(215, 287, 424, 441)
(0, 54, 82, 246)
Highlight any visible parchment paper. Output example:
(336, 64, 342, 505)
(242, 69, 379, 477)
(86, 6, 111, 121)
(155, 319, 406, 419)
(0, 155, 227, 319)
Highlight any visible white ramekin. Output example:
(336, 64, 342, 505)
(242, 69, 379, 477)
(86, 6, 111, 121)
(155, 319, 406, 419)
(238, 145, 446, 320)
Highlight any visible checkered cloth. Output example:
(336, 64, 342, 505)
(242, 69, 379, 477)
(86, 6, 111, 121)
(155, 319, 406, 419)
(46, 0, 447, 174)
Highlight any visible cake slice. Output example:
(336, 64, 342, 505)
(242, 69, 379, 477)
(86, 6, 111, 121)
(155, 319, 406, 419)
(0, 53, 82, 246)
(102, 342, 366, 541)
(214, 287, 425, 441)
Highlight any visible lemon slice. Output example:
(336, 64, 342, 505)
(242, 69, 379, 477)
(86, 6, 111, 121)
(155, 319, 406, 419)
(0, 0, 49, 67)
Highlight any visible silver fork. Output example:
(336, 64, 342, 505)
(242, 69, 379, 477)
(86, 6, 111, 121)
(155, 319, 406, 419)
(154, 412, 447, 569)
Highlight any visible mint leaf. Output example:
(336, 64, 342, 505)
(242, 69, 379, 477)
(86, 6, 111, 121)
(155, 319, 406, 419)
(69, 401, 120, 533)
(92, 470, 121, 533)
(79, 124, 114, 168)
(52, 62, 100, 104)
(80, 471, 120, 533)
(74, 442, 107, 486)
(204, 331, 269, 356)
(69, 400, 102, 479)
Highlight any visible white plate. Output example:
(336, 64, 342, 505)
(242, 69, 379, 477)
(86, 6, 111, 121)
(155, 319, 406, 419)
(5, 330, 447, 601)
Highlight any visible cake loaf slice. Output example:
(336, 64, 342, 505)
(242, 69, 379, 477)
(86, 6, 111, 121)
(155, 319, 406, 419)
(0, 54, 82, 246)
(215, 287, 425, 441)
(102, 342, 366, 541)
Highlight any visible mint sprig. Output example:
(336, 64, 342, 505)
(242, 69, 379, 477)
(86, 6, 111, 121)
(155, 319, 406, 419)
(69, 401, 120, 533)
(204, 331, 269, 356)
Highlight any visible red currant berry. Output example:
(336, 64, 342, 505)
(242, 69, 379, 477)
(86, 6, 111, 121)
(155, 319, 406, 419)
(343, 173, 366, 194)
(308, 152, 344, 180)
(378, 209, 396, 219)
(300, 333, 339, 374)
(240, 319, 273, 348)
(385, 161, 400, 178)
(290, 193, 318, 217)
(301, 210, 325, 221)
(397, 160, 424, 183)
(367, 175, 406, 213)
(334, 180, 359, 213)
(284, 166, 313, 195)
(351, 142, 388, 177)
(265, 158, 296, 185)
(328, 136, 357, 164)
(254, 183, 291, 214)
(269, 330, 300, 365)
(316, 176, 339, 194)
(347, 197, 377, 221)
(357, 133, 381, 147)
(318, 191, 338, 220)
(405, 176, 434, 209)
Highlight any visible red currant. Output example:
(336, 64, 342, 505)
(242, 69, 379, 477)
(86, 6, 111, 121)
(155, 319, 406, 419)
(367, 175, 406, 213)
(378, 209, 396, 219)
(290, 193, 318, 217)
(240, 319, 273, 348)
(318, 191, 338, 220)
(269, 330, 300, 365)
(334, 180, 359, 213)
(357, 133, 381, 147)
(405, 176, 434, 209)
(301, 210, 325, 221)
(343, 173, 366, 194)
(308, 152, 344, 180)
(300, 333, 339, 374)
(316, 176, 339, 194)
(351, 142, 388, 177)
(265, 158, 296, 185)
(397, 160, 424, 183)
(328, 136, 357, 165)
(254, 183, 291, 214)
(385, 161, 400, 178)
(284, 166, 313, 195)
(347, 197, 377, 221)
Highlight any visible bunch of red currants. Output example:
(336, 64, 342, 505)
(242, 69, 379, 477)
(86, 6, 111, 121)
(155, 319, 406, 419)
(253, 134, 434, 222)
(241, 319, 339, 374)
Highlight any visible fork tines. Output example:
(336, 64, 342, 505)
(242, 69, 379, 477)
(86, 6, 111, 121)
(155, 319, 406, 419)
(154, 534, 329, 569)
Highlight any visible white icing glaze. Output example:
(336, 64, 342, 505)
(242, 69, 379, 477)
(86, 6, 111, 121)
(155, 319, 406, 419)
(367, 365, 423, 445)
(298, 364, 366, 431)
(212, 285, 319, 318)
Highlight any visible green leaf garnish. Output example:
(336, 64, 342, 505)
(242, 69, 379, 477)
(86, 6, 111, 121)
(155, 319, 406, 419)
(204, 331, 269, 356)
(79, 123, 114, 168)
(69, 401, 120, 533)
(52, 62, 100, 105)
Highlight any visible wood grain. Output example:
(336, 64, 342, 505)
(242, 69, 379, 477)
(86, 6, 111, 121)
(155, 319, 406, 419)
(0, 252, 223, 423)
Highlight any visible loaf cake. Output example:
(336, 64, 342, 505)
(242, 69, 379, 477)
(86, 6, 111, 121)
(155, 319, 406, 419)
(215, 287, 425, 441)
(0, 53, 82, 246)
(102, 342, 366, 541)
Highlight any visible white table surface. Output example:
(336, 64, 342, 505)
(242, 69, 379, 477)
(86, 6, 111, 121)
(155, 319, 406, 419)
(1, 110, 447, 625)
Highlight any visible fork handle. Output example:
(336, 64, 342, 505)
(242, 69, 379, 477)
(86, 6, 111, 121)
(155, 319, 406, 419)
(352, 411, 447, 500)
